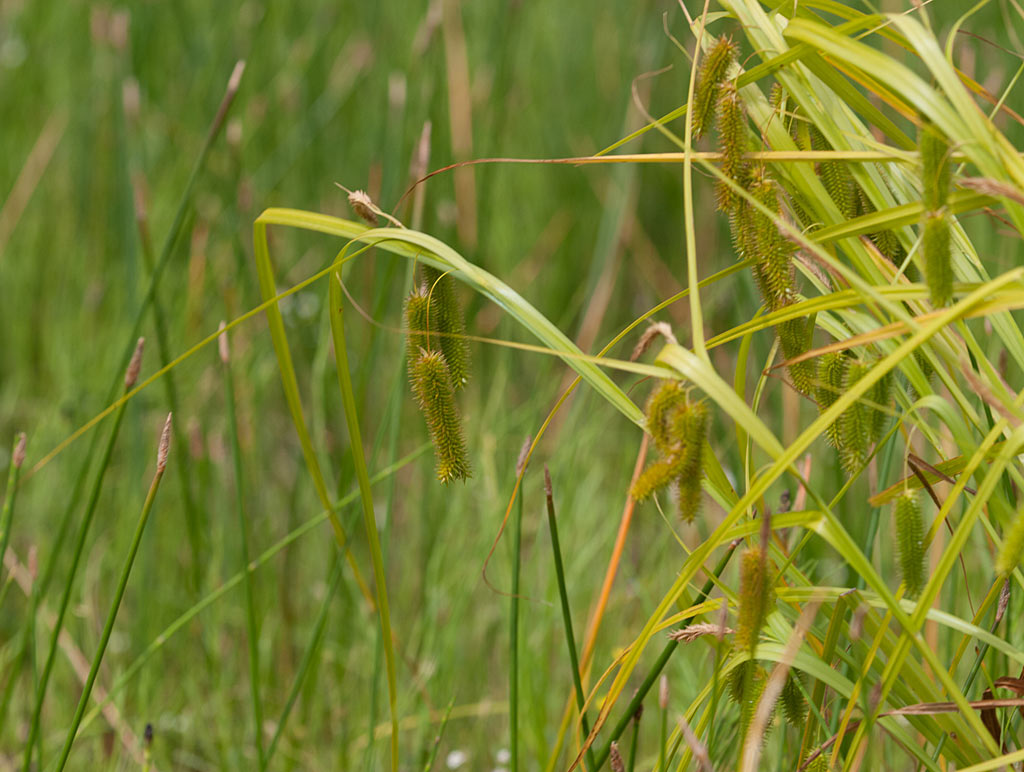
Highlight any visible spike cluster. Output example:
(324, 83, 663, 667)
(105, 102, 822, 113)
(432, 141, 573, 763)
(705, 57, 813, 394)
(894, 490, 925, 599)
(692, 36, 738, 140)
(814, 353, 892, 473)
(919, 121, 953, 306)
(631, 381, 707, 522)
(404, 265, 472, 483)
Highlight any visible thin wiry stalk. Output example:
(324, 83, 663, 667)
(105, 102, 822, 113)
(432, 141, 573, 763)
(220, 324, 265, 768)
(0, 433, 26, 598)
(509, 438, 529, 772)
(543, 467, 596, 772)
(22, 340, 143, 772)
(54, 413, 171, 771)
(328, 272, 400, 772)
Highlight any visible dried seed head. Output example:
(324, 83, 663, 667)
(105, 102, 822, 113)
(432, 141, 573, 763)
(692, 36, 738, 140)
(125, 337, 145, 389)
(515, 436, 532, 479)
(894, 490, 925, 598)
(659, 673, 670, 710)
(348, 189, 379, 225)
(421, 265, 470, 389)
(923, 211, 952, 307)
(410, 350, 471, 483)
(13, 432, 26, 469)
(157, 413, 173, 475)
(609, 742, 625, 772)
(630, 321, 677, 362)
(736, 546, 773, 654)
(218, 321, 230, 363)
(668, 622, 735, 643)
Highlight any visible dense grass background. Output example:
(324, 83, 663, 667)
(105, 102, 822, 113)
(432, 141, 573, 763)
(3, 0, 1024, 769)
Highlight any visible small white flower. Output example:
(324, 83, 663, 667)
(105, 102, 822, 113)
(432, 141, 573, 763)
(446, 750, 468, 769)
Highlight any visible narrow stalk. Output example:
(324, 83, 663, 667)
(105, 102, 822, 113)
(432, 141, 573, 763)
(509, 439, 529, 772)
(220, 324, 266, 768)
(626, 711, 640, 772)
(265, 556, 345, 764)
(329, 272, 399, 772)
(543, 467, 596, 772)
(54, 413, 172, 771)
(23, 339, 145, 772)
(658, 675, 668, 771)
(0, 433, 26, 595)
(592, 539, 740, 769)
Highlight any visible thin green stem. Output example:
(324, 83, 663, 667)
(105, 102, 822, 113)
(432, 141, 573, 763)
(0, 434, 25, 599)
(509, 444, 527, 772)
(221, 330, 266, 769)
(22, 384, 132, 771)
(329, 272, 399, 772)
(627, 714, 640, 772)
(543, 466, 596, 772)
(54, 415, 171, 771)
(591, 539, 740, 769)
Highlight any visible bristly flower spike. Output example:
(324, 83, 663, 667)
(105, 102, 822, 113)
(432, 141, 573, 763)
(894, 489, 925, 599)
(421, 265, 470, 390)
(410, 349, 471, 483)
(692, 36, 738, 141)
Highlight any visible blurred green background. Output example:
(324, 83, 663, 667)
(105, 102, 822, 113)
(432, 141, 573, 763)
(2, 0, 1023, 769)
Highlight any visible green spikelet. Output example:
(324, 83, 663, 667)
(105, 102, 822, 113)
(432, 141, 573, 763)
(644, 380, 687, 454)
(894, 490, 925, 599)
(692, 36, 737, 140)
(868, 367, 893, 442)
(781, 672, 807, 727)
(815, 352, 848, 449)
(673, 400, 708, 523)
(777, 315, 813, 395)
(810, 126, 857, 219)
(920, 122, 951, 212)
(747, 166, 795, 307)
(631, 458, 683, 502)
(728, 661, 768, 738)
(404, 285, 433, 362)
(422, 265, 471, 389)
(996, 507, 1024, 575)
(715, 80, 749, 212)
(804, 751, 830, 772)
(838, 360, 871, 473)
(736, 547, 773, 654)
(923, 212, 952, 307)
(410, 349, 471, 483)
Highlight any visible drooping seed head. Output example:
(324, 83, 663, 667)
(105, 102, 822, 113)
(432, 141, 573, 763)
(996, 506, 1024, 576)
(838, 360, 871, 473)
(715, 80, 749, 212)
(692, 36, 738, 141)
(920, 121, 952, 212)
(736, 546, 773, 654)
(923, 212, 952, 307)
(410, 349, 471, 483)
(816, 352, 848, 449)
(421, 265, 470, 390)
(894, 490, 925, 598)
(780, 672, 807, 727)
(404, 285, 433, 363)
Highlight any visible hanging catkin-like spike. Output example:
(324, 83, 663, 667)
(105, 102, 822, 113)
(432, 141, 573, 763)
(404, 285, 433, 362)
(810, 126, 857, 220)
(894, 490, 925, 599)
(422, 265, 471, 389)
(777, 315, 814, 395)
(715, 80, 749, 212)
(644, 380, 688, 454)
(996, 507, 1024, 575)
(736, 546, 773, 654)
(631, 458, 685, 502)
(747, 166, 795, 308)
(781, 672, 807, 727)
(816, 352, 848, 449)
(923, 212, 952, 307)
(410, 349, 471, 483)
(868, 366, 894, 443)
(920, 122, 951, 212)
(692, 36, 738, 140)
(729, 661, 768, 738)
(673, 400, 708, 523)
(839, 360, 872, 472)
